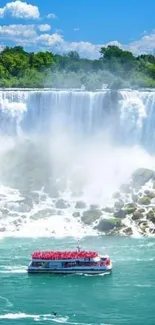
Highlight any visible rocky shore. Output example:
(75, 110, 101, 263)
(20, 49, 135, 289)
(76, 168, 155, 236)
(1, 167, 155, 237)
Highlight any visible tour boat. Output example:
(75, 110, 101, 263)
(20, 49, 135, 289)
(27, 246, 112, 275)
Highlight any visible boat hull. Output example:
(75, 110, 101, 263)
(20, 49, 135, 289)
(27, 267, 112, 275)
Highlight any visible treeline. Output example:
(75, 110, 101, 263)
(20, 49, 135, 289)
(0, 45, 155, 89)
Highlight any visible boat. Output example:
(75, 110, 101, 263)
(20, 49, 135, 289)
(27, 245, 112, 274)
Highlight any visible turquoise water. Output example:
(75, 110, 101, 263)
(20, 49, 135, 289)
(0, 236, 155, 325)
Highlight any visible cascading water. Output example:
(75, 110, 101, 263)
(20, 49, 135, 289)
(0, 88, 155, 238)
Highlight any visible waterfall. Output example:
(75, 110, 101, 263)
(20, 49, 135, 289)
(0, 89, 155, 150)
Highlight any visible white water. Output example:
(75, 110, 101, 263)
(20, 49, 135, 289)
(0, 89, 155, 238)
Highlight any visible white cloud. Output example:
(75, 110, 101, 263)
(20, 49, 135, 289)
(1, 22, 155, 59)
(74, 28, 80, 32)
(128, 32, 155, 55)
(47, 13, 57, 19)
(36, 33, 63, 46)
(38, 24, 51, 32)
(0, 24, 63, 47)
(55, 41, 101, 59)
(0, 1, 40, 19)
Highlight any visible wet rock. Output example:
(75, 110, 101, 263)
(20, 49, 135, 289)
(138, 208, 145, 213)
(95, 218, 122, 232)
(138, 196, 151, 205)
(31, 208, 56, 220)
(146, 210, 155, 223)
(132, 168, 155, 188)
(114, 199, 124, 210)
(124, 227, 133, 236)
(112, 191, 121, 199)
(124, 203, 137, 214)
(75, 201, 86, 209)
(102, 207, 114, 213)
(114, 209, 127, 219)
(72, 212, 80, 218)
(90, 204, 99, 210)
(55, 199, 67, 209)
(82, 209, 102, 225)
(144, 190, 155, 199)
(132, 210, 143, 221)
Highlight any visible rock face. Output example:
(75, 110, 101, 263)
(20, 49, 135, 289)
(96, 218, 122, 233)
(72, 212, 80, 218)
(138, 197, 151, 205)
(75, 201, 86, 209)
(55, 199, 67, 209)
(132, 168, 155, 188)
(102, 207, 114, 213)
(132, 210, 144, 221)
(82, 209, 102, 225)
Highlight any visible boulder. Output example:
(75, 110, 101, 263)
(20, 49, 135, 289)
(138, 196, 151, 205)
(102, 207, 114, 213)
(114, 209, 127, 219)
(124, 227, 133, 236)
(72, 212, 80, 218)
(144, 190, 155, 199)
(55, 199, 67, 209)
(132, 168, 155, 188)
(31, 208, 56, 220)
(114, 199, 124, 210)
(75, 201, 86, 209)
(124, 203, 137, 215)
(138, 208, 145, 213)
(132, 210, 143, 221)
(90, 204, 99, 210)
(95, 218, 122, 233)
(82, 209, 102, 225)
(146, 210, 155, 223)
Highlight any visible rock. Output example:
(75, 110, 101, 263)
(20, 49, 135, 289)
(120, 184, 131, 193)
(31, 208, 56, 220)
(114, 209, 127, 219)
(90, 204, 99, 210)
(55, 199, 67, 209)
(95, 218, 122, 232)
(144, 190, 155, 199)
(114, 199, 124, 210)
(138, 208, 145, 213)
(72, 212, 80, 218)
(146, 210, 155, 223)
(75, 201, 86, 209)
(138, 196, 151, 205)
(124, 203, 137, 214)
(102, 207, 114, 213)
(132, 168, 155, 188)
(112, 191, 121, 199)
(152, 181, 155, 189)
(82, 209, 102, 225)
(132, 210, 143, 221)
(124, 227, 133, 236)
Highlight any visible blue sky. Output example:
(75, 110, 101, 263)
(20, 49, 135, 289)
(0, 0, 155, 58)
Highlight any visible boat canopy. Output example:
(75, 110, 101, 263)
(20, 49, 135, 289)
(32, 251, 98, 260)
